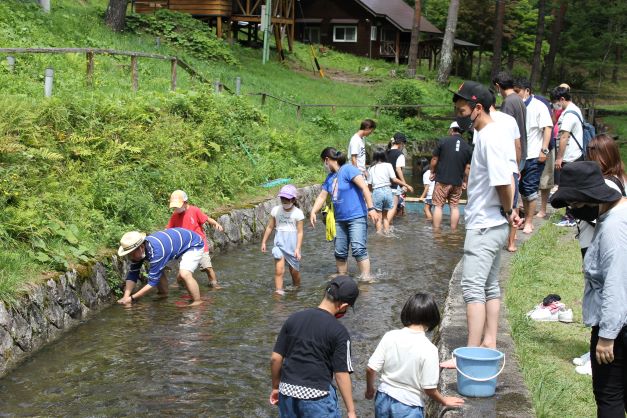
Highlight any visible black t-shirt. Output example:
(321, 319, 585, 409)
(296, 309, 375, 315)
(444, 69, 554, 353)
(273, 308, 353, 391)
(432, 135, 473, 186)
(500, 93, 528, 161)
(386, 148, 403, 189)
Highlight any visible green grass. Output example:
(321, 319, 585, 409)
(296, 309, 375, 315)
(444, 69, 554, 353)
(505, 216, 596, 418)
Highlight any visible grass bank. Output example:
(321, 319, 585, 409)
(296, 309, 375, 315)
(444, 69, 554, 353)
(0, 0, 455, 304)
(505, 218, 595, 417)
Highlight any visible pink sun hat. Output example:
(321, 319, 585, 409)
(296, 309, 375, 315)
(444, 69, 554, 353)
(278, 184, 298, 199)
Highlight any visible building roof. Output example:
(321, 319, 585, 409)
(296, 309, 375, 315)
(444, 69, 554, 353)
(356, 0, 442, 34)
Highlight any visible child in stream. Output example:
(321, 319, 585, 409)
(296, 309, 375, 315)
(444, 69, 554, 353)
(367, 148, 414, 235)
(366, 293, 464, 416)
(261, 185, 304, 295)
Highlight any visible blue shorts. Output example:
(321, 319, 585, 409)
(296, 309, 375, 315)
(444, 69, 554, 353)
(372, 186, 394, 211)
(279, 385, 341, 418)
(374, 391, 424, 418)
(520, 158, 545, 201)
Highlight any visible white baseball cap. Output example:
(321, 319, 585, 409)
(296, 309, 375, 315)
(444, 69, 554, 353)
(449, 121, 460, 129)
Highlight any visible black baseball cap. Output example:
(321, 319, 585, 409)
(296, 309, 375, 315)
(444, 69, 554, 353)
(451, 80, 492, 109)
(326, 275, 359, 307)
(393, 132, 407, 143)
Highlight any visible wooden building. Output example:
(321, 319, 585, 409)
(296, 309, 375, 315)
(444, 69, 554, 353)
(297, 0, 477, 73)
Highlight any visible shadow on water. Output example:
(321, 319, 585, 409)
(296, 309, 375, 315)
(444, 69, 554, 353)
(0, 214, 464, 417)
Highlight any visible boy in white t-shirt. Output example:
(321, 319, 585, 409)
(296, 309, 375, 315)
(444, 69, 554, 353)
(419, 168, 435, 221)
(348, 119, 376, 175)
(366, 293, 464, 415)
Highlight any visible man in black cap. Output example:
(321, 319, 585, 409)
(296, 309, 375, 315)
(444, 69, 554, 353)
(441, 81, 523, 368)
(550, 161, 627, 417)
(269, 275, 359, 418)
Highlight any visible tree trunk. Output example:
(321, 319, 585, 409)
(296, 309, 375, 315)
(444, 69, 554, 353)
(105, 0, 128, 32)
(476, 48, 483, 79)
(491, 0, 506, 80)
(541, 0, 567, 93)
(530, 0, 546, 89)
(612, 43, 621, 84)
(436, 0, 460, 85)
(406, 0, 422, 77)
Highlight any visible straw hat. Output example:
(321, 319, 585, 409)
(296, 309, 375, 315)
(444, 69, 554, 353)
(118, 231, 146, 257)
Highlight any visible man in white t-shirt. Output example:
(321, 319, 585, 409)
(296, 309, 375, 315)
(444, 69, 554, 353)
(348, 119, 376, 175)
(551, 86, 584, 168)
(441, 81, 522, 368)
(551, 85, 584, 227)
(516, 79, 553, 234)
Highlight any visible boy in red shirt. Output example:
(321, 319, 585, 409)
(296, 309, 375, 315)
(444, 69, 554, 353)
(167, 190, 224, 288)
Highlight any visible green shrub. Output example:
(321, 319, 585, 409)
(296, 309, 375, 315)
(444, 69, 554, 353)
(126, 10, 236, 64)
(377, 79, 427, 119)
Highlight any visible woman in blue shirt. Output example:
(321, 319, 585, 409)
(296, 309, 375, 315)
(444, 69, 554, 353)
(310, 147, 380, 280)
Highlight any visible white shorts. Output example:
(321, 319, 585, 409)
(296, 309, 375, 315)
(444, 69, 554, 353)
(179, 249, 203, 273)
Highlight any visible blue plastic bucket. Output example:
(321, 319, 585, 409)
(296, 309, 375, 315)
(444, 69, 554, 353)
(453, 347, 505, 397)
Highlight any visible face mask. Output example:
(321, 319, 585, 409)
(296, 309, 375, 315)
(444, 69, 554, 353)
(324, 162, 332, 173)
(570, 205, 599, 222)
(552, 102, 562, 111)
(174, 207, 186, 214)
(282, 202, 294, 210)
(455, 106, 477, 132)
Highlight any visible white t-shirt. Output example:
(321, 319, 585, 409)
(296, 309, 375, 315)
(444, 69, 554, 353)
(489, 110, 519, 173)
(396, 154, 406, 168)
(270, 205, 305, 232)
(367, 328, 439, 407)
(525, 97, 553, 159)
(348, 133, 366, 171)
(577, 179, 624, 249)
(423, 169, 435, 200)
(465, 121, 512, 229)
(367, 162, 396, 189)
(558, 102, 584, 162)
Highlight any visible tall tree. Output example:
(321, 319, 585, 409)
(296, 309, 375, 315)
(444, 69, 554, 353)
(105, 0, 128, 32)
(541, 0, 567, 93)
(491, 0, 506, 79)
(530, 0, 547, 88)
(436, 0, 460, 84)
(406, 0, 422, 77)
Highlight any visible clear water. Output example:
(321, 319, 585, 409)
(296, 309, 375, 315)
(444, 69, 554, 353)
(0, 215, 464, 417)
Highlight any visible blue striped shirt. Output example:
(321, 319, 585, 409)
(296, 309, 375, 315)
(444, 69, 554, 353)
(126, 228, 204, 286)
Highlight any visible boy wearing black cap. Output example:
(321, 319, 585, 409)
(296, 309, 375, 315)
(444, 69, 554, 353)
(441, 81, 523, 368)
(269, 275, 359, 418)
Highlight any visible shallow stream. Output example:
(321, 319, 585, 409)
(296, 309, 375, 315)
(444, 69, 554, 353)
(0, 213, 464, 417)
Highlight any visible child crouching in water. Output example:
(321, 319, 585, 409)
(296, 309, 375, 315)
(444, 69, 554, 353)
(366, 293, 464, 416)
(261, 185, 304, 295)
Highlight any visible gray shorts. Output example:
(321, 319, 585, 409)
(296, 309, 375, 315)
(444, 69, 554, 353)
(539, 149, 555, 190)
(200, 252, 213, 270)
(461, 223, 509, 303)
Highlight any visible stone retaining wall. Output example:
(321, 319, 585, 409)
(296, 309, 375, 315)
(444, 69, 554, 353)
(0, 185, 321, 378)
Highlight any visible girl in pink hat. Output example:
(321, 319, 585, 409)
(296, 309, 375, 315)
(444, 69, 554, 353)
(261, 185, 305, 295)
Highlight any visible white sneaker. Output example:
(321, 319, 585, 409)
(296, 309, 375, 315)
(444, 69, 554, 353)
(573, 352, 590, 366)
(526, 305, 559, 321)
(575, 360, 592, 376)
(559, 309, 574, 323)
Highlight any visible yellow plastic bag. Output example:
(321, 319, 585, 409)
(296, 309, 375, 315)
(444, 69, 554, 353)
(323, 202, 336, 241)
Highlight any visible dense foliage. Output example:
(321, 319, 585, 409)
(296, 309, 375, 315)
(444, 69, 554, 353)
(126, 10, 236, 64)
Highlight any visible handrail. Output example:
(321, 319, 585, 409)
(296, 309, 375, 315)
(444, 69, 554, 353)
(0, 47, 210, 91)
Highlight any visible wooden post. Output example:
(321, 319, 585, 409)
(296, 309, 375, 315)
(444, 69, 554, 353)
(235, 77, 241, 95)
(375, 106, 381, 117)
(332, 105, 336, 114)
(261, 93, 267, 105)
(296, 105, 302, 120)
(214, 79, 221, 94)
(170, 58, 177, 91)
(217, 18, 223, 38)
(130, 55, 138, 92)
(86, 51, 94, 87)
(44, 68, 54, 97)
(395, 31, 400, 65)
(7, 56, 15, 72)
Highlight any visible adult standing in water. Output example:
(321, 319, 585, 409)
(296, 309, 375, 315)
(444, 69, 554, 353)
(310, 147, 380, 280)
(116, 228, 205, 306)
(348, 119, 376, 177)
